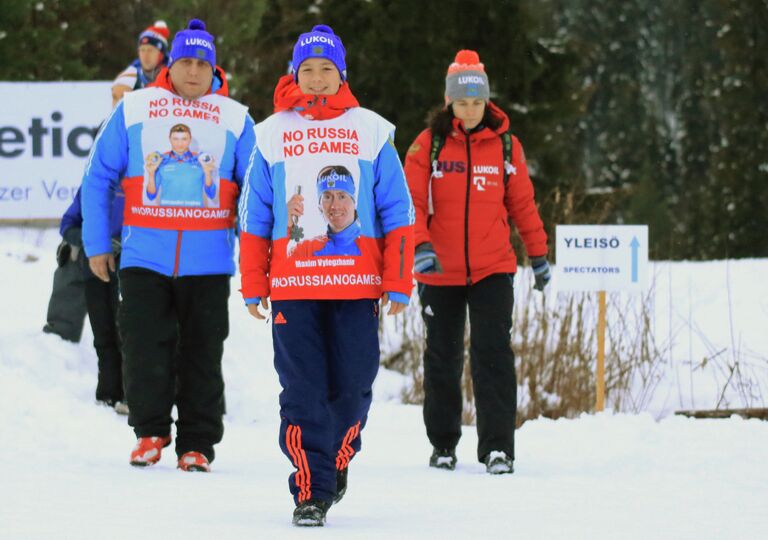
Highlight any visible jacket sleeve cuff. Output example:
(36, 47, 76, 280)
(386, 291, 410, 305)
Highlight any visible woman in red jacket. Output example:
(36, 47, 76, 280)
(404, 50, 551, 475)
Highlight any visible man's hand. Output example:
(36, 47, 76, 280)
(144, 152, 161, 174)
(89, 253, 115, 282)
(111, 84, 131, 107)
(247, 297, 270, 320)
(381, 292, 406, 316)
(199, 154, 216, 175)
(287, 193, 304, 224)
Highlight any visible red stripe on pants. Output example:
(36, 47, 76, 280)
(286, 425, 312, 502)
(335, 421, 361, 471)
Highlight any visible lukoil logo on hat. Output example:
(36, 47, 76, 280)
(316, 165, 355, 200)
(445, 49, 490, 104)
(169, 19, 216, 68)
(292, 24, 347, 81)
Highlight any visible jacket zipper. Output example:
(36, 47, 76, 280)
(173, 230, 182, 277)
(464, 134, 472, 285)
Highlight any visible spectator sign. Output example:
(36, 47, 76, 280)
(556, 225, 649, 292)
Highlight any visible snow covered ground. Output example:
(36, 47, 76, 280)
(1, 227, 766, 539)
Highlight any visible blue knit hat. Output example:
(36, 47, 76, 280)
(292, 24, 347, 81)
(169, 19, 216, 69)
(317, 166, 355, 200)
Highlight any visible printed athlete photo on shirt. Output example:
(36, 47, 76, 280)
(142, 123, 220, 208)
(286, 164, 362, 258)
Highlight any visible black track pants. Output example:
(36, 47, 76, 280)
(419, 273, 517, 462)
(84, 275, 123, 402)
(119, 268, 229, 461)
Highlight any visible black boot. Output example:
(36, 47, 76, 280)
(334, 468, 348, 504)
(484, 451, 514, 475)
(429, 447, 457, 470)
(293, 499, 331, 527)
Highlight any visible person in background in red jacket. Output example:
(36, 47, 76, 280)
(404, 50, 552, 475)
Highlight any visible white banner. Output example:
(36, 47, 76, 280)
(0, 82, 112, 220)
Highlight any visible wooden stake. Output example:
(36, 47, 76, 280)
(596, 290, 606, 412)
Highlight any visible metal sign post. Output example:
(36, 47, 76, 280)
(556, 225, 649, 413)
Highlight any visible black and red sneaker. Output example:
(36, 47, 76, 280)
(129, 436, 172, 467)
(177, 451, 211, 472)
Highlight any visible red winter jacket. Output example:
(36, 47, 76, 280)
(404, 102, 547, 286)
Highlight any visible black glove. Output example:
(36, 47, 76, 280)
(111, 237, 122, 256)
(531, 256, 551, 291)
(62, 226, 82, 247)
(55, 241, 72, 267)
(414, 242, 442, 274)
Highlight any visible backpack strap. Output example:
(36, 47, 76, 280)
(427, 132, 447, 215)
(501, 131, 514, 186)
(429, 133, 446, 179)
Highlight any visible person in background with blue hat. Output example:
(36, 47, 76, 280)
(239, 24, 415, 526)
(82, 19, 256, 474)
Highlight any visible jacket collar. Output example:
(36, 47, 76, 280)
(273, 74, 359, 120)
(164, 150, 195, 161)
(327, 219, 361, 244)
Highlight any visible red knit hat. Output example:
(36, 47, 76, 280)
(445, 50, 490, 103)
(138, 20, 170, 54)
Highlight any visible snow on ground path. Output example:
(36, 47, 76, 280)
(1, 355, 766, 540)
(1, 228, 767, 539)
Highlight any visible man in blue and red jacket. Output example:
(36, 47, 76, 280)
(82, 19, 256, 473)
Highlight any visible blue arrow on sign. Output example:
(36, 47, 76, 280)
(630, 236, 639, 282)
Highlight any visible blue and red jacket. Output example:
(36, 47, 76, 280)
(81, 66, 256, 276)
(61, 186, 124, 240)
(238, 75, 415, 303)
